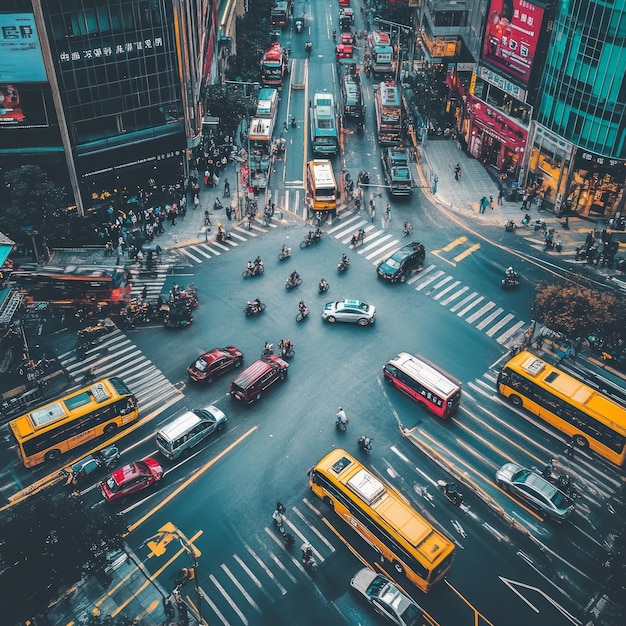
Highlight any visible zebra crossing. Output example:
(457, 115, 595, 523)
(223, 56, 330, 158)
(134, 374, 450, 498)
(197, 498, 340, 625)
(327, 215, 529, 348)
(176, 221, 272, 266)
(57, 328, 183, 417)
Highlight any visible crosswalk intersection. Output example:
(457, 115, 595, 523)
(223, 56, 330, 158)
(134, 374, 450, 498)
(327, 215, 529, 347)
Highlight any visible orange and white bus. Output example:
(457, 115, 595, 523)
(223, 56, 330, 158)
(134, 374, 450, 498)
(375, 81, 402, 145)
(306, 160, 337, 211)
(9, 377, 138, 468)
(497, 351, 626, 466)
(309, 448, 455, 593)
(383, 352, 462, 418)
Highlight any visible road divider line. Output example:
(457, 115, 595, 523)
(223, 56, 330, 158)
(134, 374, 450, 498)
(209, 574, 248, 624)
(127, 426, 257, 533)
(221, 563, 261, 613)
(244, 543, 287, 595)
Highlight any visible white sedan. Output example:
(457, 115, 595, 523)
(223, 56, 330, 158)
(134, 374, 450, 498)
(321, 299, 375, 325)
(350, 568, 425, 625)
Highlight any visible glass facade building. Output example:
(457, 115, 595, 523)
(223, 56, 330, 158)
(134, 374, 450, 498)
(528, 0, 625, 217)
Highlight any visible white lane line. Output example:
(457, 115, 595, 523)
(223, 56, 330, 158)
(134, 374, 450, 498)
(244, 544, 287, 595)
(209, 574, 248, 625)
(365, 239, 400, 260)
(233, 554, 273, 601)
(497, 320, 527, 343)
(432, 275, 455, 291)
(457, 294, 484, 317)
(179, 248, 203, 263)
(476, 307, 504, 330)
(450, 290, 477, 312)
(486, 313, 515, 337)
(189, 245, 212, 259)
(407, 264, 437, 284)
(359, 233, 393, 253)
(440, 285, 468, 305)
(327, 215, 362, 233)
(221, 564, 262, 613)
(200, 244, 221, 255)
(269, 552, 298, 584)
(291, 507, 336, 552)
(414, 270, 444, 291)
(198, 587, 229, 625)
(466, 301, 496, 323)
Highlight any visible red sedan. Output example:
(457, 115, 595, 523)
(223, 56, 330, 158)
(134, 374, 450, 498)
(187, 346, 243, 383)
(335, 43, 354, 60)
(338, 0, 350, 6)
(100, 457, 164, 501)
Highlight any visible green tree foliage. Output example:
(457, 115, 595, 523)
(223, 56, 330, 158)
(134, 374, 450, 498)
(0, 492, 127, 623)
(226, 0, 274, 82)
(533, 282, 626, 339)
(205, 84, 250, 137)
(0, 165, 68, 234)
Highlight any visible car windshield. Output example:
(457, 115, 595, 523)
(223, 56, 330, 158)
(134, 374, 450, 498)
(194, 358, 207, 371)
(551, 490, 572, 509)
(400, 601, 423, 625)
(513, 468, 532, 483)
(366, 575, 388, 596)
(385, 258, 401, 269)
(105, 475, 119, 492)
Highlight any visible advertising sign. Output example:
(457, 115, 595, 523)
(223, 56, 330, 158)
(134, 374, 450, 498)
(0, 84, 47, 127)
(482, 0, 544, 86)
(0, 13, 47, 83)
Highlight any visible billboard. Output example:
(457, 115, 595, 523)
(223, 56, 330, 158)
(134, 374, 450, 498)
(482, 0, 544, 86)
(0, 13, 47, 83)
(0, 84, 48, 127)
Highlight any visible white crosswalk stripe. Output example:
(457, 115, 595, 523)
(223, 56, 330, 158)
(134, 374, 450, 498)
(198, 503, 342, 625)
(57, 329, 182, 415)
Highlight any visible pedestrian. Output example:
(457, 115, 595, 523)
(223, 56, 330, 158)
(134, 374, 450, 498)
(489, 195, 494, 210)
(385, 203, 391, 220)
(193, 193, 200, 209)
(355, 196, 361, 212)
(498, 189, 504, 205)
(521, 192, 529, 211)
(283, 120, 288, 132)
(224, 179, 230, 197)
(370, 205, 375, 224)
(141, 285, 148, 300)
(117, 243, 124, 257)
(173, 234, 178, 245)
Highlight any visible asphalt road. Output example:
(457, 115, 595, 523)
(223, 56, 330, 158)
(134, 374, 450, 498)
(0, 5, 624, 625)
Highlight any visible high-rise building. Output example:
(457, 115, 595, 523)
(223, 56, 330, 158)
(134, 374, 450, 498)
(0, 0, 217, 215)
(527, 0, 625, 218)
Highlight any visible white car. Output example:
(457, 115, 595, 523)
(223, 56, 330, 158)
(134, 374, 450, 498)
(350, 568, 425, 625)
(322, 299, 375, 325)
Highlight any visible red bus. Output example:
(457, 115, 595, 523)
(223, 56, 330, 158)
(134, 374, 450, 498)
(375, 81, 402, 145)
(260, 43, 287, 88)
(383, 352, 462, 418)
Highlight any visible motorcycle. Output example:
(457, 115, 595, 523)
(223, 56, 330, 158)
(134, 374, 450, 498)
(216, 229, 232, 243)
(285, 275, 302, 289)
(18, 357, 57, 380)
(351, 229, 366, 248)
(502, 276, 519, 289)
(290, 115, 296, 128)
(401, 222, 413, 238)
(337, 256, 350, 273)
(300, 229, 323, 248)
(75, 319, 116, 354)
(278, 246, 292, 261)
(301, 541, 318, 574)
(536, 467, 581, 499)
(357, 436, 373, 452)
(305, 41, 313, 56)
(336, 410, 349, 432)
(214, 198, 223, 211)
(318, 279, 329, 293)
(358, 170, 370, 185)
(295, 18, 304, 33)
(505, 220, 517, 232)
(61, 444, 120, 486)
(296, 306, 309, 323)
(278, 340, 295, 358)
(242, 264, 264, 278)
(262, 343, 274, 357)
(244, 300, 266, 316)
(437, 480, 464, 506)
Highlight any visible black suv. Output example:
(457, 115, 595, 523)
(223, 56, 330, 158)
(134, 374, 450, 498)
(376, 242, 426, 283)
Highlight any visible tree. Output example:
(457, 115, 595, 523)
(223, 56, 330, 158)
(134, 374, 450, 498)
(205, 84, 251, 138)
(0, 492, 128, 623)
(0, 165, 68, 234)
(532, 282, 626, 339)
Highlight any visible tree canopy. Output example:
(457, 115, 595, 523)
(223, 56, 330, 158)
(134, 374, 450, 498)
(0, 165, 68, 234)
(205, 84, 251, 137)
(532, 282, 626, 339)
(0, 492, 127, 623)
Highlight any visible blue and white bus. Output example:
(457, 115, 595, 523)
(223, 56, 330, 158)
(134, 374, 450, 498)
(310, 93, 339, 156)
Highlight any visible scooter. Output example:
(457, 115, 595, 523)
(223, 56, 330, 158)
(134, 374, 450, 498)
(318, 279, 329, 293)
(401, 222, 413, 237)
(244, 301, 266, 316)
(358, 436, 373, 452)
(505, 220, 517, 232)
(285, 276, 302, 289)
(437, 480, 463, 506)
(301, 542, 318, 574)
(296, 307, 309, 323)
(261, 343, 274, 357)
(501, 276, 520, 289)
(278, 247, 292, 261)
(278, 340, 295, 358)
(337, 256, 350, 273)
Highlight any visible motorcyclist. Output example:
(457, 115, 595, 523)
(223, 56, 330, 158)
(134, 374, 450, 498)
(305, 41, 312, 55)
(542, 458, 556, 479)
(279, 338, 293, 356)
(340, 253, 349, 267)
(289, 269, 300, 285)
(301, 541, 314, 565)
(217, 223, 226, 242)
(332, 28, 337, 41)
(505, 267, 518, 282)
(336, 407, 348, 426)
(214, 197, 223, 211)
(403, 221, 412, 235)
(254, 256, 264, 274)
(298, 301, 308, 316)
(314, 226, 323, 239)
(272, 507, 285, 527)
(281, 243, 291, 257)
(264, 341, 273, 355)
(319, 277, 328, 291)
(247, 260, 254, 275)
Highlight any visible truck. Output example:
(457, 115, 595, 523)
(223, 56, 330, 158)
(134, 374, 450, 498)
(365, 30, 394, 77)
(337, 61, 365, 120)
(260, 42, 288, 88)
(381, 147, 413, 197)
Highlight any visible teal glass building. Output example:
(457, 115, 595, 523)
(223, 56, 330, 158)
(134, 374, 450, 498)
(527, 0, 625, 217)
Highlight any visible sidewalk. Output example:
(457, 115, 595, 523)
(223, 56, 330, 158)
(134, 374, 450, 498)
(415, 138, 626, 291)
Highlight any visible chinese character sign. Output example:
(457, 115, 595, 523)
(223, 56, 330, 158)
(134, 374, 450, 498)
(0, 13, 47, 82)
(481, 0, 545, 86)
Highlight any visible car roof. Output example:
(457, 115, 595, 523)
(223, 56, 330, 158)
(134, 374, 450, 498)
(200, 348, 227, 364)
(111, 460, 149, 484)
(339, 299, 363, 307)
(159, 410, 204, 439)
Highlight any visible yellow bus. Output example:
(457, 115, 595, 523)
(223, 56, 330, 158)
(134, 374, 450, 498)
(9, 377, 138, 468)
(497, 351, 626, 466)
(309, 448, 455, 593)
(306, 160, 337, 211)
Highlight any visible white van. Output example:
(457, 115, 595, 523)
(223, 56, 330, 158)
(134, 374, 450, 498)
(156, 405, 227, 460)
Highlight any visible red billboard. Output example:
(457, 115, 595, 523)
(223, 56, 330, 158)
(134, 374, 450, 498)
(482, 0, 544, 86)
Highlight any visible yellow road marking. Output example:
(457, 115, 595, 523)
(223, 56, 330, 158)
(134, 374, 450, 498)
(431, 250, 457, 267)
(454, 242, 481, 262)
(442, 236, 467, 251)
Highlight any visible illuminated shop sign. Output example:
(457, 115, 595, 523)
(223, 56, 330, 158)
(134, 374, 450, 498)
(59, 38, 164, 63)
(482, 0, 544, 86)
(0, 13, 47, 82)
(478, 65, 525, 100)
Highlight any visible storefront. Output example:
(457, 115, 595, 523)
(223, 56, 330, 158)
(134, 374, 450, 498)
(467, 96, 527, 178)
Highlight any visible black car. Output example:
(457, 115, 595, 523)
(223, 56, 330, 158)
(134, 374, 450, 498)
(377, 242, 425, 283)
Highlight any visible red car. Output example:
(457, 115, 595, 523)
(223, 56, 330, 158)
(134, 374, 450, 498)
(335, 43, 354, 60)
(187, 346, 243, 383)
(100, 457, 164, 501)
(341, 32, 353, 45)
(338, 0, 350, 6)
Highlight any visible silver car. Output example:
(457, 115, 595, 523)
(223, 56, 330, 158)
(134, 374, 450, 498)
(350, 568, 425, 626)
(495, 462, 574, 521)
(322, 299, 375, 325)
